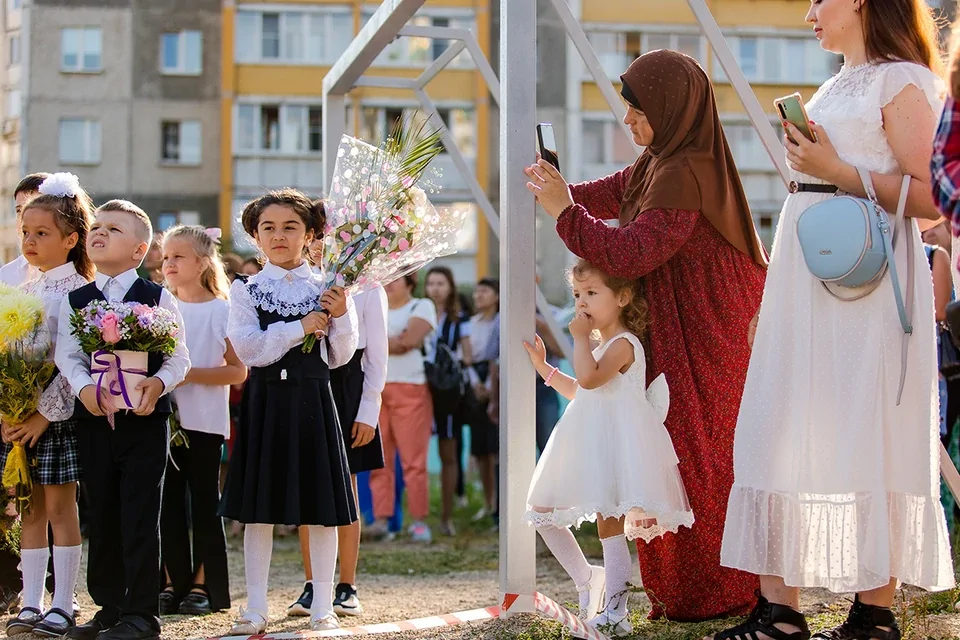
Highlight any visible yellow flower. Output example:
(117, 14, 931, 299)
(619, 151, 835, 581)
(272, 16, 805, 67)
(0, 284, 18, 298)
(0, 291, 44, 344)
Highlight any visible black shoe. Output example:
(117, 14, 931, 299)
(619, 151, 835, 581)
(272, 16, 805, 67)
(64, 615, 114, 640)
(99, 619, 160, 640)
(333, 583, 362, 617)
(5, 606, 42, 636)
(178, 585, 212, 616)
(32, 607, 76, 638)
(713, 591, 810, 640)
(287, 582, 312, 617)
(158, 587, 179, 616)
(813, 596, 901, 640)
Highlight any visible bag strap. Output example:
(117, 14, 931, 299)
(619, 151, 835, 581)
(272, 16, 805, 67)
(858, 168, 914, 405)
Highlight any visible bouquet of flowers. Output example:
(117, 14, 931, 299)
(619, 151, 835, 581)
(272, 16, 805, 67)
(68, 300, 179, 425)
(0, 285, 56, 515)
(304, 117, 468, 352)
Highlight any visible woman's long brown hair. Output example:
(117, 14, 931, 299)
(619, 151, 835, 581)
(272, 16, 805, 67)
(862, 0, 943, 75)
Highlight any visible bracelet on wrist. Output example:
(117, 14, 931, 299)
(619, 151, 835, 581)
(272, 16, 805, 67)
(544, 366, 559, 387)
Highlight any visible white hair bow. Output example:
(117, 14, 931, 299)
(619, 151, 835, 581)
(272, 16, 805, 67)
(204, 227, 222, 242)
(38, 172, 81, 198)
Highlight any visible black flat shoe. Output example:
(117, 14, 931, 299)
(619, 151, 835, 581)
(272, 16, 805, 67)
(178, 585, 212, 616)
(813, 596, 901, 640)
(713, 591, 810, 640)
(65, 616, 114, 640)
(32, 607, 76, 638)
(158, 587, 179, 616)
(99, 619, 160, 640)
(5, 606, 42, 636)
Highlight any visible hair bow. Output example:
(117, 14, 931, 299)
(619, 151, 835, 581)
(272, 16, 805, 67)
(38, 172, 80, 199)
(204, 227, 222, 242)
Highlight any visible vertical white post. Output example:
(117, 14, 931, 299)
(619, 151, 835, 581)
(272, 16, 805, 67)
(322, 94, 346, 190)
(498, 0, 537, 612)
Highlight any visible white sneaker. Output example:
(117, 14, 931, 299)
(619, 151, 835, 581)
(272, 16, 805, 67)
(576, 566, 606, 621)
(586, 609, 633, 637)
(408, 521, 432, 543)
(309, 613, 340, 631)
(228, 608, 267, 636)
(333, 583, 363, 617)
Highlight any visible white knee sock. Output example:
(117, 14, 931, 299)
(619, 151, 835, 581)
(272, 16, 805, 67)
(306, 526, 338, 620)
(46, 545, 82, 623)
(20, 547, 48, 612)
(601, 534, 632, 617)
(243, 524, 274, 619)
(536, 524, 592, 611)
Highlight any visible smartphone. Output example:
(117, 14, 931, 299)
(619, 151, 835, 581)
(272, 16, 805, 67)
(537, 123, 560, 172)
(774, 93, 817, 144)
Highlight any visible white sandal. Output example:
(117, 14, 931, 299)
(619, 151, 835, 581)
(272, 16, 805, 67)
(228, 607, 267, 636)
(576, 566, 606, 621)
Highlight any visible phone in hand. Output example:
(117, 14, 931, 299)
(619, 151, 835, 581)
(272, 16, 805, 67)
(774, 93, 817, 144)
(537, 123, 560, 172)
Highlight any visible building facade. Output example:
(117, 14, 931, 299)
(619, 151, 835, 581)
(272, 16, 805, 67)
(224, 0, 492, 283)
(0, 0, 222, 262)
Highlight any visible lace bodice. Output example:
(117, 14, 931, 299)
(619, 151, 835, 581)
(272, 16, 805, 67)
(21, 262, 89, 422)
(800, 61, 945, 182)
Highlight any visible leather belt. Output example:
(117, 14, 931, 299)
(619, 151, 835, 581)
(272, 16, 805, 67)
(789, 181, 838, 194)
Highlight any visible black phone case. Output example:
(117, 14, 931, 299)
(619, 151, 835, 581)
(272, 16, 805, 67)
(537, 126, 560, 172)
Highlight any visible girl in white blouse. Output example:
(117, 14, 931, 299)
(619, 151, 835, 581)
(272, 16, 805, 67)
(219, 190, 358, 635)
(158, 226, 247, 617)
(0, 173, 94, 637)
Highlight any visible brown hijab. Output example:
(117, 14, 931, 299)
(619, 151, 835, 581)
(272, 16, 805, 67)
(619, 50, 767, 267)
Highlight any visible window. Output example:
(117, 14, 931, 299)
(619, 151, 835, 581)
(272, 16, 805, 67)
(713, 35, 839, 84)
(59, 119, 101, 164)
(580, 116, 638, 173)
(6, 0, 19, 11)
(235, 9, 353, 64)
(8, 35, 19, 67)
(584, 29, 703, 80)
(6, 89, 19, 118)
(61, 28, 102, 72)
(359, 106, 475, 156)
(157, 211, 200, 232)
(235, 103, 323, 154)
(367, 12, 475, 67)
(724, 120, 781, 171)
(161, 121, 202, 165)
(161, 31, 202, 75)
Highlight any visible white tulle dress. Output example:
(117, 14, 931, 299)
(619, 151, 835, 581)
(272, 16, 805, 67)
(525, 332, 695, 541)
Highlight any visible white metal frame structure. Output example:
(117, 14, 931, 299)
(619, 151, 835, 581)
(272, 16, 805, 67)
(323, 0, 960, 622)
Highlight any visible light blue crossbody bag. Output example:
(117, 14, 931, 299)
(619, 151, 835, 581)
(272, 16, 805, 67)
(796, 168, 914, 404)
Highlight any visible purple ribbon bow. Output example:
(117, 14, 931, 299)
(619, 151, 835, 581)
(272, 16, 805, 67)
(91, 350, 147, 428)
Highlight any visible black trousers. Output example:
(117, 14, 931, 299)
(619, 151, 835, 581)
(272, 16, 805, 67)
(75, 417, 167, 628)
(160, 431, 230, 611)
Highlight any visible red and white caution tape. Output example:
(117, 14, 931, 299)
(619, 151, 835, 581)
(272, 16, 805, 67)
(501, 592, 609, 640)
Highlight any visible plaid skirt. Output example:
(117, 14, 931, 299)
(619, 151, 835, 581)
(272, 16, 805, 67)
(0, 420, 82, 485)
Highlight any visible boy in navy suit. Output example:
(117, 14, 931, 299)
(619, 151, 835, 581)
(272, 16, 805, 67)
(55, 200, 189, 640)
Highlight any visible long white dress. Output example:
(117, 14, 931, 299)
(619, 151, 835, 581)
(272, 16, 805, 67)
(721, 61, 955, 592)
(525, 332, 695, 542)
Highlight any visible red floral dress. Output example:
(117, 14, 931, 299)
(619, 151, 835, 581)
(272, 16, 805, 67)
(560, 168, 765, 621)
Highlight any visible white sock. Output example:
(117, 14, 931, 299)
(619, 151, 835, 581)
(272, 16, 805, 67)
(307, 526, 338, 620)
(20, 547, 49, 612)
(601, 534, 631, 617)
(536, 524, 592, 610)
(243, 524, 274, 619)
(46, 545, 82, 623)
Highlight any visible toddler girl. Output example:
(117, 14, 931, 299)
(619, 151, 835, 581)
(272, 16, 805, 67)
(524, 260, 694, 637)
(1, 173, 94, 637)
(159, 226, 247, 616)
(219, 189, 358, 634)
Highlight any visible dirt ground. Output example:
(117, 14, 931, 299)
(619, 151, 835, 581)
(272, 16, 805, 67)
(49, 530, 960, 640)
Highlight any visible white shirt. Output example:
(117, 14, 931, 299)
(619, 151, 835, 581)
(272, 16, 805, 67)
(227, 260, 358, 369)
(385, 297, 437, 385)
(21, 262, 89, 422)
(172, 298, 231, 437)
(0, 255, 38, 287)
(55, 268, 190, 398)
(345, 287, 389, 427)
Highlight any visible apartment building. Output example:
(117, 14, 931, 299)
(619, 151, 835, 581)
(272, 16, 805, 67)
(0, 0, 222, 261)
(224, 0, 492, 283)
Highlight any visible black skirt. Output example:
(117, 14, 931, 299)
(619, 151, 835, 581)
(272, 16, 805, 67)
(331, 349, 385, 474)
(219, 347, 358, 527)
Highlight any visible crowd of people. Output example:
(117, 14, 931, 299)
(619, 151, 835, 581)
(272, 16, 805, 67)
(1, 0, 960, 639)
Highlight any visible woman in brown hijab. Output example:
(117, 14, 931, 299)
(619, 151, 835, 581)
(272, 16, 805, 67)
(525, 49, 765, 621)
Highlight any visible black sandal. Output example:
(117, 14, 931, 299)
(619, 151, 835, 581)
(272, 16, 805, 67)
(714, 591, 811, 640)
(32, 607, 76, 638)
(178, 584, 212, 616)
(159, 583, 179, 616)
(812, 596, 900, 640)
(5, 606, 42, 636)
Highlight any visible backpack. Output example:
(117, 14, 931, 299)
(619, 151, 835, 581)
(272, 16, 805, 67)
(423, 313, 466, 416)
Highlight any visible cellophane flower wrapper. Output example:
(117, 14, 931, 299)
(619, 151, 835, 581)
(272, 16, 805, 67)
(319, 135, 468, 296)
(0, 288, 55, 516)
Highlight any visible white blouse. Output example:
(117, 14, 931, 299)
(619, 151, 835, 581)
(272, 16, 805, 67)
(228, 261, 358, 369)
(23, 262, 89, 423)
(172, 298, 232, 437)
(348, 287, 388, 428)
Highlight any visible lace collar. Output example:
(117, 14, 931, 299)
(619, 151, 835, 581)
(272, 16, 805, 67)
(247, 260, 324, 317)
(37, 262, 78, 283)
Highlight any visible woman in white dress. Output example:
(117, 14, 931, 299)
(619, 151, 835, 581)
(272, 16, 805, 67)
(712, 2, 955, 640)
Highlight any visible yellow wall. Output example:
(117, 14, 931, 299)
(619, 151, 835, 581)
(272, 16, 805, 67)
(581, 83, 818, 114)
(582, 0, 809, 29)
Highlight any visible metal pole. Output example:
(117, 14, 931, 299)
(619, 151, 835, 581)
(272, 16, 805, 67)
(322, 94, 346, 192)
(498, 0, 537, 612)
